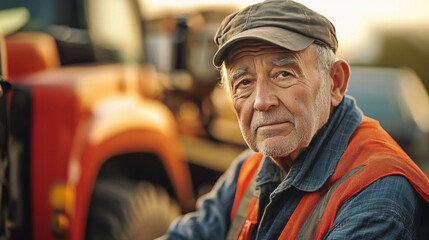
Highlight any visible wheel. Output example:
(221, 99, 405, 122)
(86, 179, 180, 240)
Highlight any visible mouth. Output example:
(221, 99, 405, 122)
(256, 121, 292, 131)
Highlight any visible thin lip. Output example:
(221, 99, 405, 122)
(257, 121, 291, 129)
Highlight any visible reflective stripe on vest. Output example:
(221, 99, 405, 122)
(227, 153, 263, 240)
(227, 179, 258, 240)
(295, 165, 364, 239)
(228, 117, 429, 240)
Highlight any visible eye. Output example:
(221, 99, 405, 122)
(233, 79, 252, 90)
(238, 80, 251, 86)
(271, 70, 297, 88)
(232, 78, 253, 96)
(276, 71, 291, 79)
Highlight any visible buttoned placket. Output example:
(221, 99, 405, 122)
(253, 160, 295, 240)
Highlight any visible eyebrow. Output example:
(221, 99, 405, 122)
(271, 57, 299, 67)
(229, 67, 248, 83)
(271, 56, 303, 77)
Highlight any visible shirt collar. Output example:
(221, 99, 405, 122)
(255, 95, 363, 192)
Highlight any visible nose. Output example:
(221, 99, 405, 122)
(253, 80, 279, 111)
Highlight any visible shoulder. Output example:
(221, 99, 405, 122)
(224, 149, 262, 183)
(227, 148, 256, 178)
(341, 175, 419, 215)
(166, 149, 257, 239)
(200, 148, 255, 200)
(326, 175, 428, 239)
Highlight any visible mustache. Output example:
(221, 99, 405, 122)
(250, 109, 294, 132)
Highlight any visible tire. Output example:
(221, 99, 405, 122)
(86, 179, 180, 240)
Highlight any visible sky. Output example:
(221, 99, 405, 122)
(141, 0, 429, 60)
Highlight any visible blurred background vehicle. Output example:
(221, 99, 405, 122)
(0, 0, 428, 239)
(0, 1, 200, 240)
(347, 66, 429, 174)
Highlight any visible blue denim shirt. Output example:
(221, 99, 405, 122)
(165, 96, 429, 240)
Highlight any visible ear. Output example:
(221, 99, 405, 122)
(330, 60, 350, 107)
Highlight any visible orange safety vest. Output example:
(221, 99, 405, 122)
(228, 117, 429, 240)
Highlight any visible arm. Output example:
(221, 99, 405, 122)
(164, 150, 253, 240)
(324, 175, 427, 240)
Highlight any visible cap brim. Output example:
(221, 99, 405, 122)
(213, 26, 315, 67)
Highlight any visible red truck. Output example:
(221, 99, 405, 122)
(1, 9, 195, 240)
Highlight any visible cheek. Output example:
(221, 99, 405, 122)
(294, 94, 311, 113)
(280, 89, 309, 115)
(233, 98, 253, 129)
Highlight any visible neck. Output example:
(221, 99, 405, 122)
(271, 155, 294, 173)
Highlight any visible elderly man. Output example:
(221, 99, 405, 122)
(165, 0, 429, 239)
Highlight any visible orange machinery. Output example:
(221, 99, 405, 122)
(4, 31, 194, 240)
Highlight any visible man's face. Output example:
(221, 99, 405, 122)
(224, 41, 332, 162)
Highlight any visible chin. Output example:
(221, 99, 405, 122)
(255, 136, 298, 158)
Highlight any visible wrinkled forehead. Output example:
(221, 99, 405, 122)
(224, 40, 309, 69)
